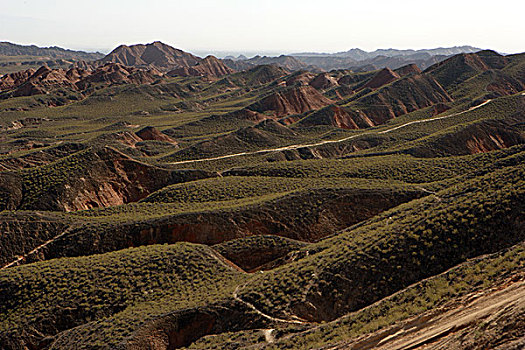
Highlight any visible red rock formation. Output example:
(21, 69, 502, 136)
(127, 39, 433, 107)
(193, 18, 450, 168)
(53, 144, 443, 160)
(362, 68, 401, 90)
(1, 63, 160, 97)
(409, 119, 524, 157)
(298, 105, 375, 129)
(484, 73, 525, 97)
(167, 55, 235, 78)
(1, 66, 80, 94)
(309, 73, 340, 90)
(65, 67, 90, 81)
(135, 126, 178, 145)
(424, 50, 510, 88)
(77, 63, 159, 88)
(0, 68, 36, 90)
(122, 303, 264, 350)
(356, 74, 453, 125)
(193, 56, 235, 77)
(320, 106, 359, 129)
(279, 115, 303, 125)
(431, 102, 451, 116)
(395, 63, 422, 76)
(12, 83, 46, 97)
(70, 60, 99, 71)
(463, 51, 508, 71)
(338, 74, 367, 86)
(0, 147, 215, 212)
(100, 41, 200, 71)
(213, 235, 306, 272)
(167, 66, 201, 77)
(248, 86, 334, 118)
(285, 71, 316, 86)
(227, 108, 265, 122)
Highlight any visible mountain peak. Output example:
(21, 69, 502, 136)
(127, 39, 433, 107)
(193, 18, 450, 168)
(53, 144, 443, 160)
(101, 42, 200, 71)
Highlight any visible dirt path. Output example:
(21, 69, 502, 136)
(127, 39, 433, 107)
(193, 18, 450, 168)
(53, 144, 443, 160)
(327, 279, 525, 350)
(233, 283, 308, 325)
(1, 225, 77, 270)
(169, 99, 493, 165)
(207, 247, 308, 325)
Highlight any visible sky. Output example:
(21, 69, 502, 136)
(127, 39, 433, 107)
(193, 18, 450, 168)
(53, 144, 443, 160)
(1, 0, 524, 56)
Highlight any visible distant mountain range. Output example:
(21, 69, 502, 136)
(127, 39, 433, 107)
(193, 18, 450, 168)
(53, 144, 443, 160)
(292, 46, 482, 59)
(288, 46, 483, 71)
(0, 42, 104, 61)
(1, 41, 485, 76)
(0, 42, 105, 75)
(221, 46, 484, 72)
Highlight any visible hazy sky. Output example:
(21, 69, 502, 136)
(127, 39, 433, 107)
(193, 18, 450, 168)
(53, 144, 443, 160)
(1, 0, 524, 55)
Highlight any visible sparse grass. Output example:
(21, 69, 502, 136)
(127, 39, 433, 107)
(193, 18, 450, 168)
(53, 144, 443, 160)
(141, 176, 415, 204)
(0, 243, 249, 349)
(238, 162, 525, 320)
(264, 242, 525, 349)
(225, 146, 524, 184)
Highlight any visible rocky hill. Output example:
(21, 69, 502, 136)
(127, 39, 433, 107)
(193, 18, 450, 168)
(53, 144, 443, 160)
(246, 85, 334, 118)
(99, 42, 236, 79)
(100, 41, 200, 71)
(167, 55, 234, 78)
(0, 63, 162, 101)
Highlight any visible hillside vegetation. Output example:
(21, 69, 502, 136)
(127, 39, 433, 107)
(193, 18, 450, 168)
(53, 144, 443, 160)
(0, 46, 524, 349)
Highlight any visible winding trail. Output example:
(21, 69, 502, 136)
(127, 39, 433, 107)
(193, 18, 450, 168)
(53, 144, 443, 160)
(207, 246, 308, 325)
(233, 284, 308, 325)
(169, 99, 493, 165)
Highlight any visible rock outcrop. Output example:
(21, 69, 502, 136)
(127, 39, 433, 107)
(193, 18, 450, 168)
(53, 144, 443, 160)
(298, 105, 376, 129)
(167, 56, 235, 78)
(309, 72, 340, 89)
(247, 86, 334, 118)
(0, 63, 161, 97)
(355, 73, 453, 125)
(408, 119, 525, 157)
(100, 41, 200, 71)
(135, 126, 178, 145)
(361, 67, 401, 90)
(394, 63, 422, 76)
(75, 63, 160, 88)
(166, 119, 297, 160)
(285, 70, 316, 86)
(425, 50, 510, 88)
(0, 69, 37, 90)
(0, 147, 215, 212)
(213, 235, 307, 272)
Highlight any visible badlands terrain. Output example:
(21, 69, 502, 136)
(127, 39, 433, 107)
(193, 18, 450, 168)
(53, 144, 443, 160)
(0, 41, 524, 349)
